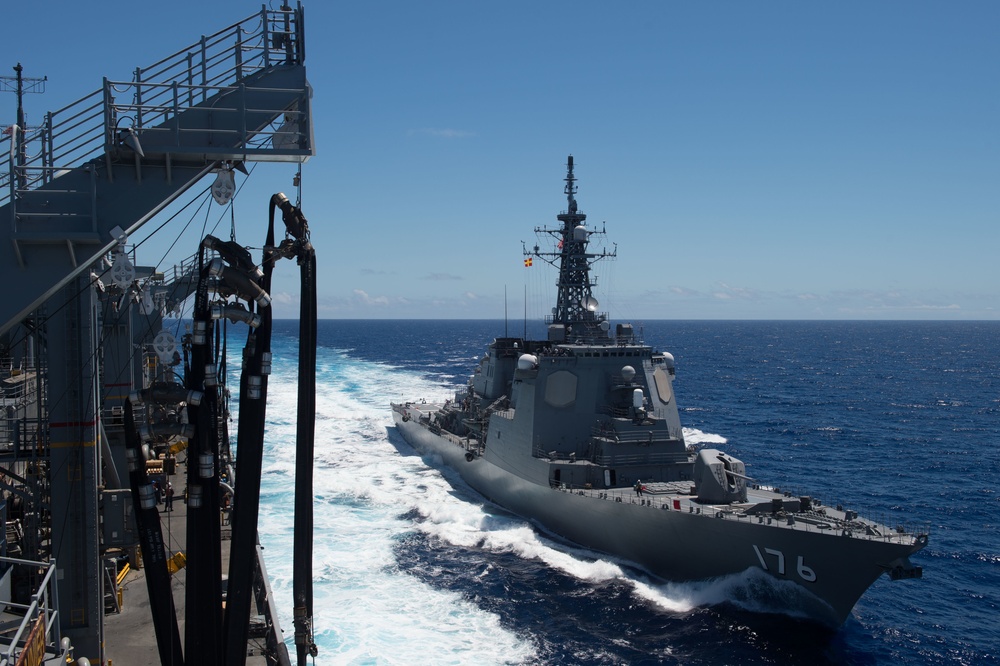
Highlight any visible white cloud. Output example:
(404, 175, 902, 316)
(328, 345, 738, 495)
(409, 128, 475, 139)
(352, 289, 389, 306)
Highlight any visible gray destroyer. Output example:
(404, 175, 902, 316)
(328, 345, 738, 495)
(392, 157, 926, 627)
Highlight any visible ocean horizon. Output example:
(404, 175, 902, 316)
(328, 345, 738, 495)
(217, 319, 999, 664)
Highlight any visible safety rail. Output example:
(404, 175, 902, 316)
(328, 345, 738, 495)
(591, 450, 691, 466)
(252, 544, 291, 666)
(0, 417, 47, 461)
(552, 485, 929, 543)
(0, 370, 40, 406)
(0, 556, 66, 666)
(533, 443, 689, 466)
(2, 2, 305, 209)
(590, 425, 686, 444)
(161, 251, 202, 286)
(0, 360, 46, 459)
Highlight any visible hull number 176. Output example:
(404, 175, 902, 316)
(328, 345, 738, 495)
(753, 545, 817, 582)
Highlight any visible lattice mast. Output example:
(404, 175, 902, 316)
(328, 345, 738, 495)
(525, 155, 615, 342)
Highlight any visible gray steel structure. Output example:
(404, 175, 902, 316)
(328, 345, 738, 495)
(0, 5, 312, 663)
(392, 157, 927, 627)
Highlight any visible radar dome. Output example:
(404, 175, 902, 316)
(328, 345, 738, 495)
(632, 388, 644, 410)
(621, 365, 636, 381)
(573, 225, 588, 242)
(517, 354, 538, 371)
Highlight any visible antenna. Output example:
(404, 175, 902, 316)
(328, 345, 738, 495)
(504, 284, 508, 337)
(2, 63, 47, 190)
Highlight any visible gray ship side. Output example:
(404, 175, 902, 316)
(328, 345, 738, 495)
(390, 156, 926, 627)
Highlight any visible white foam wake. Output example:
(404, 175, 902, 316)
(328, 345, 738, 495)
(253, 347, 534, 664)
(250, 343, 770, 662)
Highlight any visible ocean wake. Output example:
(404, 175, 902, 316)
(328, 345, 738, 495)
(252, 343, 815, 661)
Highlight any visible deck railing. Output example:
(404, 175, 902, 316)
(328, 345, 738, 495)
(2, 2, 305, 209)
(0, 556, 66, 665)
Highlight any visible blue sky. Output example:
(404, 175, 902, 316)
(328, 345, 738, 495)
(5, 1, 998, 320)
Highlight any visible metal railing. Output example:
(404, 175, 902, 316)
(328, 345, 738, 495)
(2, 2, 305, 210)
(0, 556, 66, 665)
(552, 485, 928, 544)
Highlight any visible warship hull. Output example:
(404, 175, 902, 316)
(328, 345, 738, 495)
(390, 156, 925, 628)
(393, 406, 924, 627)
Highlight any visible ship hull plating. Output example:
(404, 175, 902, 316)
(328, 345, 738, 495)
(393, 410, 923, 627)
(389, 157, 924, 628)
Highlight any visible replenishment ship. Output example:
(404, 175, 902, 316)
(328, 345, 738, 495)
(1, 5, 318, 664)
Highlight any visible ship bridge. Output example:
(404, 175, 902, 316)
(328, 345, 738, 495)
(0, 3, 313, 334)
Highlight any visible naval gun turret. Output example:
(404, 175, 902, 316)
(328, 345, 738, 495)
(693, 449, 749, 504)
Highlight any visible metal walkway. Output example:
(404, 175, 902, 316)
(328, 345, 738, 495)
(0, 5, 314, 662)
(0, 3, 313, 334)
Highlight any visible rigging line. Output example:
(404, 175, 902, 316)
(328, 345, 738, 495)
(11, 286, 123, 436)
(132, 184, 213, 266)
(194, 161, 260, 260)
(4, 180, 265, 538)
(30, 214, 209, 445)
(0, 185, 213, 356)
(133, 160, 262, 379)
(157, 163, 263, 347)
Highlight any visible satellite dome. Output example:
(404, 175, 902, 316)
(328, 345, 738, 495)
(517, 354, 538, 371)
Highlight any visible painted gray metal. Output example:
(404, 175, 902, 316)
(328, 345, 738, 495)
(391, 158, 926, 626)
(0, 6, 313, 334)
(0, 5, 312, 661)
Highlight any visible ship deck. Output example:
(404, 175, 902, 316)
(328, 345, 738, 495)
(104, 455, 281, 664)
(395, 402, 925, 547)
(556, 482, 924, 545)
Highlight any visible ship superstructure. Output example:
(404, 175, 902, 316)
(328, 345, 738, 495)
(392, 157, 926, 627)
(0, 5, 317, 665)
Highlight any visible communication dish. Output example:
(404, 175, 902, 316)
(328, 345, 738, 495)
(583, 296, 599, 312)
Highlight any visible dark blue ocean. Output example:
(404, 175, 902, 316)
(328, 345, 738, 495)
(255, 319, 999, 665)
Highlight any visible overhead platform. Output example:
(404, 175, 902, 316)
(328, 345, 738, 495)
(0, 3, 314, 334)
(0, 5, 315, 662)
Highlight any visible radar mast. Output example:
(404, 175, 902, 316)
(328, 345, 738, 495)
(524, 156, 616, 343)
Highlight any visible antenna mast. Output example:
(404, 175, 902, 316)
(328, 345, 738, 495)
(523, 156, 616, 343)
(2, 63, 47, 190)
